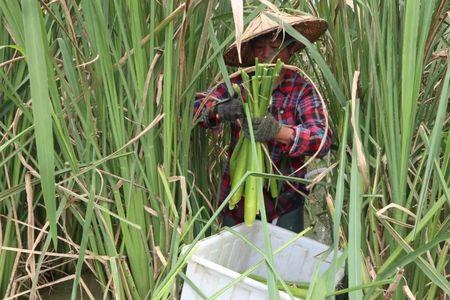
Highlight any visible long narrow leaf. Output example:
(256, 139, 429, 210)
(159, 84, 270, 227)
(22, 0, 57, 246)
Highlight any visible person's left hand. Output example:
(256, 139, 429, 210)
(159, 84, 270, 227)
(242, 115, 281, 142)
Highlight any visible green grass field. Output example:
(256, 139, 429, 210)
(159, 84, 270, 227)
(0, 1, 449, 299)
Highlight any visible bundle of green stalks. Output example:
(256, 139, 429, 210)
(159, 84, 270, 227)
(229, 59, 283, 226)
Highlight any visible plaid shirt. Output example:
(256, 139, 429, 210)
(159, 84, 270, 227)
(194, 68, 332, 222)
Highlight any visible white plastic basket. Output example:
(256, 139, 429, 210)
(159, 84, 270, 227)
(180, 220, 344, 300)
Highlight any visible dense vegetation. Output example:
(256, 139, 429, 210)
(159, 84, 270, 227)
(0, 0, 448, 299)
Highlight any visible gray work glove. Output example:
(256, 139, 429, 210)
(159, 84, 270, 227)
(242, 115, 281, 142)
(216, 95, 244, 122)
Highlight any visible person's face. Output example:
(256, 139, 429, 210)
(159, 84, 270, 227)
(251, 35, 293, 64)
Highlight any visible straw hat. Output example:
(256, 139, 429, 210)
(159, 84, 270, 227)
(223, 10, 328, 67)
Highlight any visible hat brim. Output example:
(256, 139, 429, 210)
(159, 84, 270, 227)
(223, 18, 328, 67)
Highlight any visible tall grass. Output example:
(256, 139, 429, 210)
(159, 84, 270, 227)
(295, 0, 450, 298)
(0, 0, 226, 298)
(0, 0, 449, 299)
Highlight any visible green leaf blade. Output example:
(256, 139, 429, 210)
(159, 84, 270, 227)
(22, 0, 57, 247)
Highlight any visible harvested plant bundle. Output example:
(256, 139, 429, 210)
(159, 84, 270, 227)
(229, 59, 284, 226)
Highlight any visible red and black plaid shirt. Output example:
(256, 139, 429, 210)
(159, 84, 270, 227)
(194, 68, 332, 222)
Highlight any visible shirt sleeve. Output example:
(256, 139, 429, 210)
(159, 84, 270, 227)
(193, 83, 230, 129)
(281, 79, 332, 158)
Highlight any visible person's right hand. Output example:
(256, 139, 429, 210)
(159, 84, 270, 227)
(216, 95, 244, 122)
(242, 115, 281, 142)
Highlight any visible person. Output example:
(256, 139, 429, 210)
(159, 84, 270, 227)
(193, 10, 331, 233)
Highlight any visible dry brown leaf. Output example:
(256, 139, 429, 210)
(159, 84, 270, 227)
(0, 246, 111, 261)
(144, 206, 158, 217)
(154, 246, 168, 267)
(25, 173, 36, 290)
(350, 71, 369, 188)
(168, 175, 188, 232)
(80, 277, 96, 300)
(384, 268, 404, 299)
(402, 285, 416, 300)
(230, 0, 244, 63)
(4, 275, 76, 300)
(306, 163, 338, 190)
(156, 74, 163, 106)
(376, 203, 416, 228)
(432, 49, 449, 60)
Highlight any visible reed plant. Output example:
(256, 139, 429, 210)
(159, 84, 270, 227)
(0, 0, 448, 299)
(291, 1, 450, 299)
